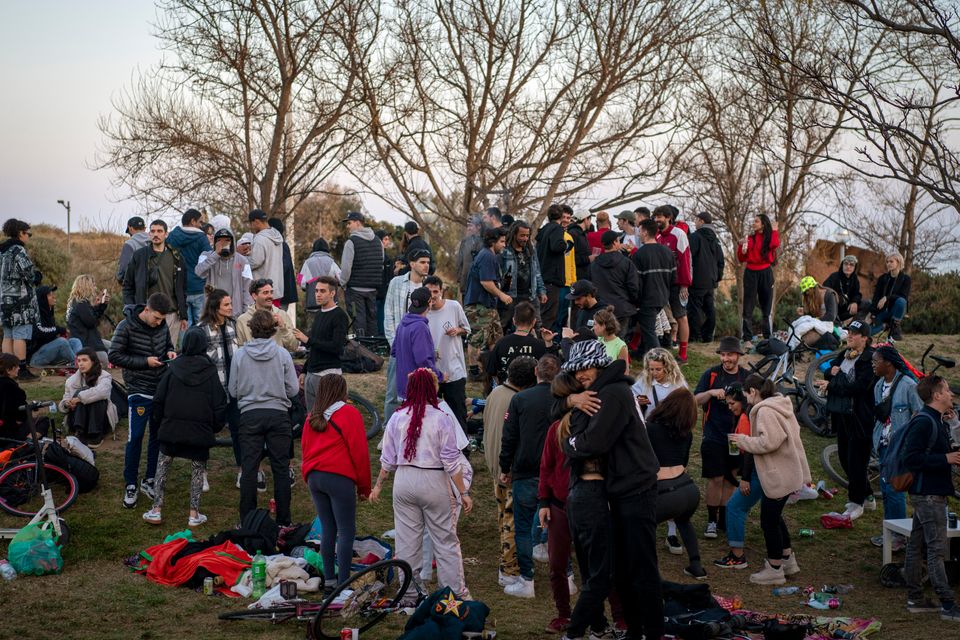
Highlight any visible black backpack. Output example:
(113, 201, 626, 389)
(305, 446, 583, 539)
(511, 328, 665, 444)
(42, 441, 100, 493)
(341, 339, 384, 373)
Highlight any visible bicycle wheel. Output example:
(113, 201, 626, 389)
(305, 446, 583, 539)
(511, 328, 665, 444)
(820, 444, 882, 497)
(308, 558, 414, 640)
(804, 350, 842, 407)
(0, 462, 78, 517)
(218, 606, 300, 623)
(797, 396, 833, 437)
(348, 391, 383, 439)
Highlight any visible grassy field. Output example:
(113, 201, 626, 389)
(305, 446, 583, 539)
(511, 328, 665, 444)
(1, 334, 959, 639)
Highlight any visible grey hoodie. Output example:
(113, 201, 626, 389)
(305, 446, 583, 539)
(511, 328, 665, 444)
(228, 337, 299, 413)
(339, 226, 378, 291)
(248, 227, 285, 298)
(117, 231, 150, 283)
(195, 229, 253, 318)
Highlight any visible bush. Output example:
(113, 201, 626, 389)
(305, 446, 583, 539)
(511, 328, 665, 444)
(904, 271, 960, 335)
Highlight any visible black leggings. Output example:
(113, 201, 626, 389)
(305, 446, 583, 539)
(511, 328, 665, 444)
(655, 474, 702, 565)
(759, 494, 791, 561)
(834, 413, 873, 505)
(742, 267, 774, 340)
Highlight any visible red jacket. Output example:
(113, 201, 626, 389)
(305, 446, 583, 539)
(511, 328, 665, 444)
(538, 421, 570, 508)
(300, 404, 372, 497)
(736, 230, 780, 270)
(656, 225, 692, 287)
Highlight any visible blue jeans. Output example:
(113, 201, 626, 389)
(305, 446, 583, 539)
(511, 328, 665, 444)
(512, 477, 539, 580)
(878, 445, 907, 519)
(726, 470, 763, 548)
(871, 297, 907, 332)
(186, 293, 205, 326)
(124, 394, 159, 486)
(30, 337, 82, 366)
(384, 356, 400, 423)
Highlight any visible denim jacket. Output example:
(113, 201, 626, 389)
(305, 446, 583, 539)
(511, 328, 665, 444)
(873, 372, 923, 453)
(500, 245, 546, 299)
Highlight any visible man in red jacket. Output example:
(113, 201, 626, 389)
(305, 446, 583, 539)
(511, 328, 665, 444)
(653, 206, 692, 363)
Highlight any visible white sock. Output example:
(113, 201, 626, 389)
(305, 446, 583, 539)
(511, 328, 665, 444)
(667, 520, 678, 537)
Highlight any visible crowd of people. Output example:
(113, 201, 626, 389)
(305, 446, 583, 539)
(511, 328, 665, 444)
(1, 203, 957, 633)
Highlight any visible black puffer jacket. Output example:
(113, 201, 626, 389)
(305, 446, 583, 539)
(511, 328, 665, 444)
(690, 225, 724, 291)
(108, 305, 175, 395)
(589, 251, 639, 318)
(151, 329, 227, 461)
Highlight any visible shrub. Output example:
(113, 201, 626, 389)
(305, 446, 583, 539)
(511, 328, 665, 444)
(904, 271, 960, 335)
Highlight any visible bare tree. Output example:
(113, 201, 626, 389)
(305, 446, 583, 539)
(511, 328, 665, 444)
(97, 0, 360, 220)
(347, 0, 713, 256)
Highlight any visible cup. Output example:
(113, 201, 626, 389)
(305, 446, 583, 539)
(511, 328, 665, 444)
(727, 433, 740, 456)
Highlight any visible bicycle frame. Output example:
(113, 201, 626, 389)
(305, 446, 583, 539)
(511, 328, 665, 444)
(0, 401, 65, 541)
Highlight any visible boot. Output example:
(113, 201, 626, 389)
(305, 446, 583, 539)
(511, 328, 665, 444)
(18, 364, 37, 380)
(890, 320, 903, 341)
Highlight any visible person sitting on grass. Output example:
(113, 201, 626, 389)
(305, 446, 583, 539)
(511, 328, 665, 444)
(866, 252, 911, 341)
(0, 352, 33, 440)
(28, 285, 83, 368)
(593, 306, 628, 366)
(65, 274, 111, 367)
(143, 327, 226, 528)
(59, 347, 117, 448)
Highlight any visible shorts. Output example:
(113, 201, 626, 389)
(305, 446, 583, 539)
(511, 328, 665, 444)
(700, 439, 739, 485)
(668, 285, 688, 319)
(1, 324, 33, 341)
(465, 304, 503, 350)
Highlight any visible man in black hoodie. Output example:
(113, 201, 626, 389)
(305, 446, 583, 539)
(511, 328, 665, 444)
(561, 340, 662, 640)
(588, 230, 639, 335)
(823, 254, 862, 324)
(109, 292, 176, 510)
(688, 212, 725, 342)
(498, 354, 560, 598)
(535, 205, 568, 332)
(28, 285, 83, 366)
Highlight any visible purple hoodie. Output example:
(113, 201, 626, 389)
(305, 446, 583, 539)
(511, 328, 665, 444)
(392, 312, 440, 399)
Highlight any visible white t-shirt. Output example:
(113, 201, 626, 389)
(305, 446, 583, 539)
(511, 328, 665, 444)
(427, 300, 471, 383)
(630, 377, 689, 418)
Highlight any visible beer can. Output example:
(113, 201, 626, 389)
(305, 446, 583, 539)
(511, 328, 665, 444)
(799, 528, 815, 538)
(949, 512, 958, 529)
(269, 498, 277, 515)
(203, 576, 214, 595)
(340, 629, 359, 640)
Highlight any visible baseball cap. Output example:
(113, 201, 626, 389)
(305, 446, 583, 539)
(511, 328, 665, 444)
(567, 280, 597, 299)
(213, 228, 233, 241)
(572, 210, 591, 222)
(615, 210, 635, 223)
(847, 320, 871, 337)
(126, 216, 146, 232)
(247, 208, 268, 222)
(342, 211, 365, 223)
(408, 287, 432, 313)
(403, 221, 420, 235)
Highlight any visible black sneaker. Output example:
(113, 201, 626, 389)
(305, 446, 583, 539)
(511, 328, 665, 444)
(18, 366, 38, 380)
(666, 535, 683, 555)
(907, 598, 941, 613)
(122, 484, 138, 509)
(941, 605, 960, 622)
(713, 551, 748, 570)
(684, 565, 708, 581)
(140, 478, 156, 501)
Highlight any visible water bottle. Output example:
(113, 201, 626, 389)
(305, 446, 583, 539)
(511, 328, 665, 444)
(251, 550, 267, 599)
(772, 586, 799, 596)
(0, 559, 16, 581)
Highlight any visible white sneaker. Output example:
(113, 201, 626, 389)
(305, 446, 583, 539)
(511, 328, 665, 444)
(504, 577, 535, 598)
(864, 495, 877, 511)
(236, 471, 242, 489)
(382, 529, 397, 539)
(533, 543, 549, 563)
(749, 560, 786, 585)
(568, 574, 578, 595)
(202, 472, 210, 493)
(704, 522, 718, 539)
(188, 513, 208, 527)
(498, 570, 520, 587)
(782, 553, 800, 576)
(843, 502, 864, 521)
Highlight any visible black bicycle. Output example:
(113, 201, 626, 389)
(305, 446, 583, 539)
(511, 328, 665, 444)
(218, 558, 417, 639)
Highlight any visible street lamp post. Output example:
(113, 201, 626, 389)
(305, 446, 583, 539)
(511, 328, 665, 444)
(56, 200, 71, 252)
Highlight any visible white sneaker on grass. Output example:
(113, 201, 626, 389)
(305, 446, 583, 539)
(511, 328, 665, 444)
(202, 472, 210, 493)
(142, 509, 162, 525)
(504, 577, 535, 598)
(843, 502, 864, 521)
(498, 570, 520, 587)
(749, 560, 786, 585)
(122, 484, 138, 509)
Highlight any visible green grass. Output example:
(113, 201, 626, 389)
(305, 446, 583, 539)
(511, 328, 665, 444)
(1, 336, 958, 638)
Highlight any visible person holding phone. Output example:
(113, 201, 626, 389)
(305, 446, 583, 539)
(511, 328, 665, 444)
(424, 275, 471, 431)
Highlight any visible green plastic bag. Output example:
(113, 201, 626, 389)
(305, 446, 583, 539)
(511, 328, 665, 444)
(8, 522, 63, 576)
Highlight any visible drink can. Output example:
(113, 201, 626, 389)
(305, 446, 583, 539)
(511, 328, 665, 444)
(949, 512, 958, 529)
(203, 576, 214, 595)
(799, 528, 815, 538)
(269, 498, 277, 515)
(341, 630, 359, 640)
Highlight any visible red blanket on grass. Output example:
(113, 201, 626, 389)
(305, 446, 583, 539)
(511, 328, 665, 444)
(135, 537, 251, 595)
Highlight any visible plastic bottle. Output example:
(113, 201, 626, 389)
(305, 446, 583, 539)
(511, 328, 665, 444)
(0, 559, 17, 581)
(251, 550, 267, 599)
(772, 586, 800, 596)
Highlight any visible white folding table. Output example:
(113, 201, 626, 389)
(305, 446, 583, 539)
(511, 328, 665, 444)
(882, 517, 960, 564)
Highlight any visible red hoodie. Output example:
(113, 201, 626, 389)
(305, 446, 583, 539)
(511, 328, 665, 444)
(736, 230, 780, 270)
(538, 420, 571, 508)
(300, 404, 372, 497)
(656, 225, 692, 287)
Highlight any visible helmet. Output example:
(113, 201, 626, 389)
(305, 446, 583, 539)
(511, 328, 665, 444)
(799, 276, 818, 293)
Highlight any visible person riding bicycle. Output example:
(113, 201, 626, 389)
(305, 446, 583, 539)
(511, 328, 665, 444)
(817, 320, 876, 521)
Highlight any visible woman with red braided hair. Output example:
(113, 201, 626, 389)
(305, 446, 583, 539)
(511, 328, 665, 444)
(371, 367, 473, 598)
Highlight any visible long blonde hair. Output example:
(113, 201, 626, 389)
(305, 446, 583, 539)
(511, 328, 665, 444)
(642, 347, 684, 387)
(68, 274, 98, 307)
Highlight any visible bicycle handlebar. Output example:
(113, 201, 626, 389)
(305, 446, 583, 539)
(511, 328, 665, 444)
(17, 400, 55, 412)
